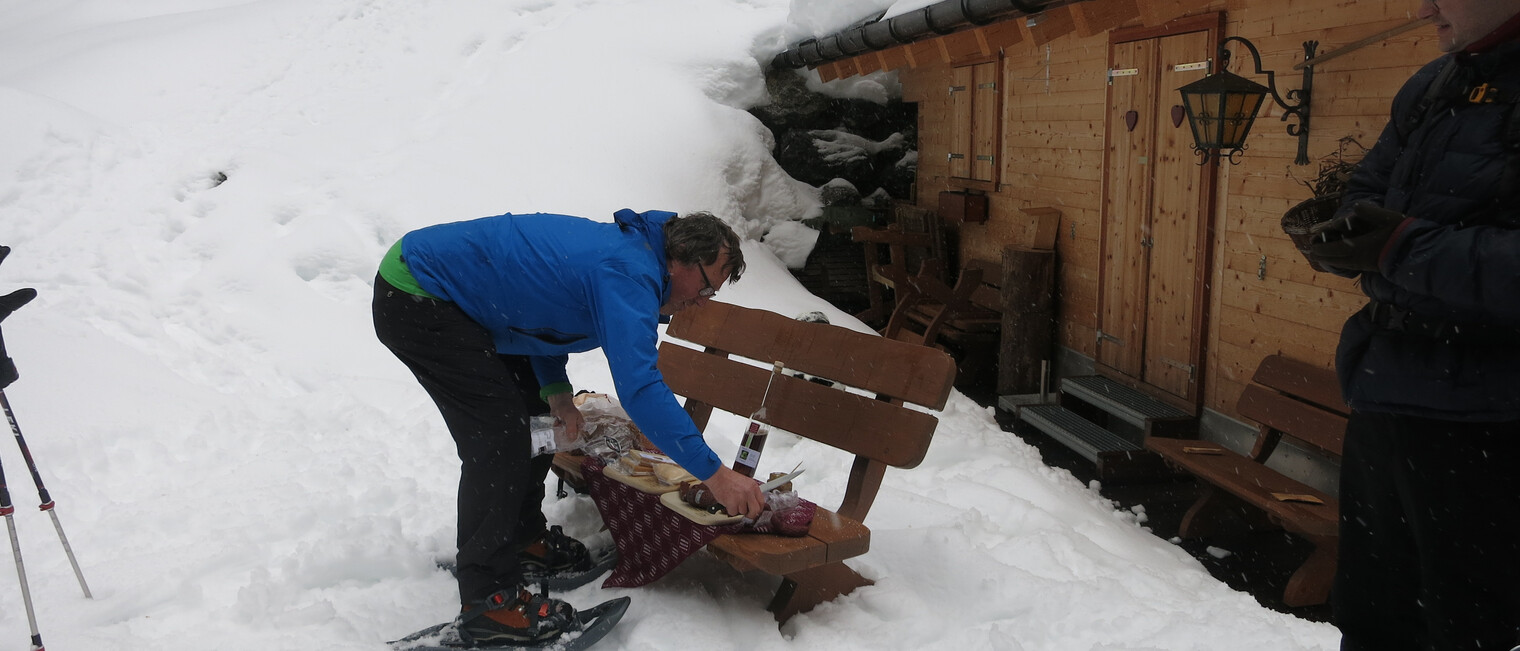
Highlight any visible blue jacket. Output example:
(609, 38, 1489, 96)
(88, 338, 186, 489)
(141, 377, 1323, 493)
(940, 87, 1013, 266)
(400, 209, 723, 478)
(1334, 40, 1520, 421)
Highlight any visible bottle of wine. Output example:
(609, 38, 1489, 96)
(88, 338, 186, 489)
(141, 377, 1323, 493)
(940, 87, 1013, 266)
(733, 361, 784, 477)
(732, 421, 769, 477)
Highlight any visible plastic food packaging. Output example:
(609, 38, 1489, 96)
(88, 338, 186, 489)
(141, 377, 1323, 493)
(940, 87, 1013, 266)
(571, 393, 645, 462)
(529, 415, 581, 456)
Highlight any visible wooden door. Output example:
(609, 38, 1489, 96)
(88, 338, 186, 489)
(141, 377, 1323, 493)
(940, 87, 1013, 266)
(1142, 31, 1211, 398)
(1097, 39, 1155, 378)
(1097, 17, 1219, 407)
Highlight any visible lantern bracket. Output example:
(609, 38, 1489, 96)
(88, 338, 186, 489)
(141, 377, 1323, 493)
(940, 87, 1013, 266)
(1212, 37, 1318, 165)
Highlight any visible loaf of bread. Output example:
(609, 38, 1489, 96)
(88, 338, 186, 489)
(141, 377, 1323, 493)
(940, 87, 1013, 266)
(652, 463, 695, 486)
(616, 453, 653, 476)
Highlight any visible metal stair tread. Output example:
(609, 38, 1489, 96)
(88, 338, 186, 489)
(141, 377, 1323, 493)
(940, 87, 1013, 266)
(1061, 375, 1188, 428)
(1018, 404, 1139, 464)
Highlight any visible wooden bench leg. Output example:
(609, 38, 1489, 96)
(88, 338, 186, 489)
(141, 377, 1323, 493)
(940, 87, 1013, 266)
(1177, 485, 1274, 538)
(769, 562, 873, 624)
(1283, 535, 1336, 607)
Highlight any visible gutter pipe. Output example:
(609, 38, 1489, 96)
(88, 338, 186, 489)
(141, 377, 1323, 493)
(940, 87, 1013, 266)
(772, 0, 1088, 70)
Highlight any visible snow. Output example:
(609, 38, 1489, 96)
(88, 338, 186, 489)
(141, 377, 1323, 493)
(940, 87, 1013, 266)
(0, 1, 1339, 650)
(810, 129, 907, 165)
(883, 0, 943, 21)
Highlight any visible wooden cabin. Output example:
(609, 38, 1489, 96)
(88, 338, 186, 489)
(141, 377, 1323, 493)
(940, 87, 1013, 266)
(779, 0, 1434, 489)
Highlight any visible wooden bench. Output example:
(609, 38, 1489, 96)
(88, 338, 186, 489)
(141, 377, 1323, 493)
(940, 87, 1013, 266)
(1144, 354, 1348, 607)
(555, 301, 957, 622)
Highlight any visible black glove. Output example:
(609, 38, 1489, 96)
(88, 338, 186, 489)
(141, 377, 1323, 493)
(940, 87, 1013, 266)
(1306, 202, 1409, 273)
(0, 246, 38, 389)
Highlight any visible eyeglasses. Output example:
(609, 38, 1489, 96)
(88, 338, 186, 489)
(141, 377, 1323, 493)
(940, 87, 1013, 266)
(697, 264, 718, 298)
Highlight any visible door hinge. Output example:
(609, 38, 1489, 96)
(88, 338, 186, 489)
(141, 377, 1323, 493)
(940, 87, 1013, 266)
(949, 85, 968, 94)
(1160, 356, 1196, 378)
(1108, 68, 1139, 85)
(1097, 330, 1123, 345)
(948, 153, 967, 161)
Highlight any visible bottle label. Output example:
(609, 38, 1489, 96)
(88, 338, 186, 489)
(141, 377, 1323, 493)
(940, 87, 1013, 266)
(735, 446, 761, 468)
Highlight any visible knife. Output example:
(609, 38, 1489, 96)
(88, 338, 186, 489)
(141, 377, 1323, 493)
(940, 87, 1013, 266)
(759, 467, 804, 492)
(703, 466, 805, 514)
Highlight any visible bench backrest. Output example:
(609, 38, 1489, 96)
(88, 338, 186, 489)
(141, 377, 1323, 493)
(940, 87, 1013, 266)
(1236, 354, 1349, 461)
(658, 301, 957, 520)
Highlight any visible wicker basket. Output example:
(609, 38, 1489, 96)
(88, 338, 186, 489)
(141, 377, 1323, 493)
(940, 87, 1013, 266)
(1281, 193, 1342, 272)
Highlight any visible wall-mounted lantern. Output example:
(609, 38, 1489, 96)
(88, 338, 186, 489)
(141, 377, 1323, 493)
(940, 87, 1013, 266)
(1178, 37, 1318, 165)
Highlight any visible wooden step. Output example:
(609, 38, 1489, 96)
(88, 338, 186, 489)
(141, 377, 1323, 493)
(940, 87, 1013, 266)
(1018, 404, 1139, 464)
(1017, 404, 1176, 483)
(1060, 375, 1194, 437)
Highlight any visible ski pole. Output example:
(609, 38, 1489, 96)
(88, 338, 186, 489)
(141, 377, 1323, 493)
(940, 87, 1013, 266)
(1, 453, 46, 651)
(0, 390, 90, 599)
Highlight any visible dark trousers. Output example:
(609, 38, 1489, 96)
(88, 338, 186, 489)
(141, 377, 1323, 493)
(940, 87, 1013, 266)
(372, 275, 553, 603)
(1334, 411, 1520, 651)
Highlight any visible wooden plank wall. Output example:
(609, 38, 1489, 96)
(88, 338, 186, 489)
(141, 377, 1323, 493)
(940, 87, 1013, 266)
(893, 0, 1437, 420)
(1206, 0, 1433, 414)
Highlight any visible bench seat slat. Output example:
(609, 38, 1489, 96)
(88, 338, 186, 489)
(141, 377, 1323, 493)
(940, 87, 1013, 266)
(1146, 437, 1338, 537)
(707, 507, 870, 575)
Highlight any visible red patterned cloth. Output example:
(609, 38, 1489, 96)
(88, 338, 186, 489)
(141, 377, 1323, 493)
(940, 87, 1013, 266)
(582, 457, 815, 588)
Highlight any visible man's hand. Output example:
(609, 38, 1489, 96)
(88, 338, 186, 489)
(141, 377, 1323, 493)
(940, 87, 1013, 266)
(545, 392, 584, 444)
(702, 466, 765, 519)
(1307, 202, 1410, 273)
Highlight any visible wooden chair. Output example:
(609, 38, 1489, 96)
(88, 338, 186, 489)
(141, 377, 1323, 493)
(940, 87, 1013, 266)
(850, 224, 934, 325)
(881, 258, 1003, 350)
(850, 203, 948, 325)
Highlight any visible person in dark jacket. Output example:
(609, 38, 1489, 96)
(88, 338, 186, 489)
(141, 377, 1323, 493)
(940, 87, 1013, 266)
(1306, 0, 1520, 648)
(372, 209, 765, 645)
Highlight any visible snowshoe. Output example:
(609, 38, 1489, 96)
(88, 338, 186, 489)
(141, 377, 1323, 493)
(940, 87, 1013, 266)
(390, 594, 630, 651)
(519, 527, 617, 591)
(438, 528, 617, 591)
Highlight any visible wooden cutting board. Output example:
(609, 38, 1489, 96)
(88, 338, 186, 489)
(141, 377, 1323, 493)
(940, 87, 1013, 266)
(659, 491, 743, 526)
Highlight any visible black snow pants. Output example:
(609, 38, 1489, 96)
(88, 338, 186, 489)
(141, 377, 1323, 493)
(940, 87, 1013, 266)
(1334, 411, 1520, 651)
(372, 275, 554, 604)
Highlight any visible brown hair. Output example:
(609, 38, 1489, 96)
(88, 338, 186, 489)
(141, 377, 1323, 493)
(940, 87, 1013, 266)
(663, 211, 745, 283)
